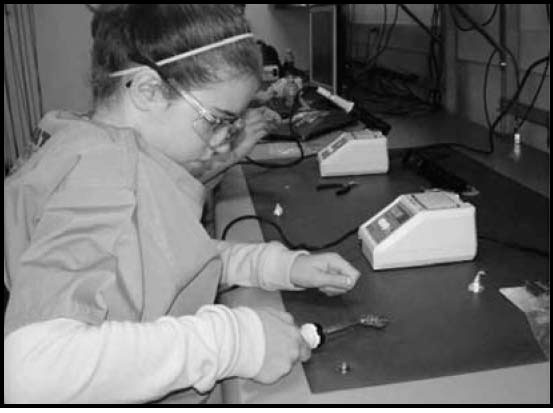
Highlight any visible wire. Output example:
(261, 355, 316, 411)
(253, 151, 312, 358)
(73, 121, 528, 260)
(450, 4, 520, 88)
(488, 55, 549, 144)
(450, 4, 499, 31)
(240, 87, 313, 168)
(242, 138, 310, 169)
(420, 54, 549, 155)
(221, 215, 359, 252)
(427, 4, 443, 106)
(370, 4, 388, 64)
(366, 5, 399, 68)
(346, 5, 440, 115)
(479, 235, 549, 258)
(483, 50, 498, 131)
(513, 53, 550, 135)
(509, 6, 550, 136)
(221, 215, 550, 258)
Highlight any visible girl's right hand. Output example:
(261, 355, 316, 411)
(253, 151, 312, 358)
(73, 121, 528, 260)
(252, 308, 311, 384)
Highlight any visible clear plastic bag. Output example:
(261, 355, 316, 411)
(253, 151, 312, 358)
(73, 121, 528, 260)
(524, 295, 550, 360)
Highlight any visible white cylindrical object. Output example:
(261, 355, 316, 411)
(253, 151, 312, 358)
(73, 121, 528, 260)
(316, 87, 355, 113)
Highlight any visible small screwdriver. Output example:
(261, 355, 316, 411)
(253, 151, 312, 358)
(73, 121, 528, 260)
(301, 313, 389, 349)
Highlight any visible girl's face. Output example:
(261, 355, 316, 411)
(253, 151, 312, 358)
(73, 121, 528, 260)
(136, 75, 259, 172)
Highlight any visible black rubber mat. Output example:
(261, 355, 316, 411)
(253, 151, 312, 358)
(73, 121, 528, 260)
(241, 148, 548, 394)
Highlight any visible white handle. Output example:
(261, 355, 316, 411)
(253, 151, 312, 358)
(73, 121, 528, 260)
(316, 87, 355, 113)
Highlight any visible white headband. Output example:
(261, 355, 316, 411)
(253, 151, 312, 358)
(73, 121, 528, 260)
(109, 33, 255, 78)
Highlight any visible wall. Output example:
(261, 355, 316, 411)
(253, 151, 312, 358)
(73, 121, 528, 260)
(34, 4, 94, 113)
(347, 4, 436, 82)
(454, 4, 549, 152)
(351, 4, 434, 24)
(245, 4, 310, 70)
(243, 4, 434, 76)
(28, 4, 552, 154)
(31, 4, 432, 112)
(335, 4, 550, 152)
(33, 4, 312, 111)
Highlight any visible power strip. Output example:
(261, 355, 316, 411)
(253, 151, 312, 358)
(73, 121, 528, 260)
(403, 150, 473, 194)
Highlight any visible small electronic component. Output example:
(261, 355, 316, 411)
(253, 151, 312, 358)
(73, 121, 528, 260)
(358, 190, 477, 270)
(273, 203, 284, 217)
(468, 270, 486, 293)
(317, 130, 389, 177)
(336, 361, 351, 375)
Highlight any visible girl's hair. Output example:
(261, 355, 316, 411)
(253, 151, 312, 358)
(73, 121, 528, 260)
(90, 4, 261, 104)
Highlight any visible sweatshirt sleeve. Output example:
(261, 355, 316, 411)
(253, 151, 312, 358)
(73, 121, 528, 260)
(3, 305, 265, 404)
(215, 240, 309, 291)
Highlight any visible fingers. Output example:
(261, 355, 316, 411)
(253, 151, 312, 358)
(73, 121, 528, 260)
(311, 253, 361, 295)
(313, 269, 353, 290)
(253, 308, 311, 384)
(265, 309, 311, 361)
(298, 338, 312, 362)
(244, 107, 281, 128)
(324, 253, 361, 280)
(260, 107, 282, 124)
(320, 286, 348, 296)
(271, 312, 312, 363)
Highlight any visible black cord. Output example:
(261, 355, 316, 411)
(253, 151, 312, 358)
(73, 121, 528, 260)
(513, 53, 550, 135)
(348, 5, 439, 115)
(242, 138, 309, 168)
(450, 4, 499, 31)
(366, 5, 398, 68)
(419, 53, 549, 155)
(427, 4, 443, 106)
(366, 4, 388, 66)
(487, 55, 549, 144)
(479, 235, 549, 258)
(221, 215, 359, 252)
(450, 4, 520, 88)
(221, 215, 550, 258)
(240, 87, 313, 168)
(483, 50, 497, 131)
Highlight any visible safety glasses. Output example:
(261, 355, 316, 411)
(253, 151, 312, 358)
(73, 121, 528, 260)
(166, 78, 245, 150)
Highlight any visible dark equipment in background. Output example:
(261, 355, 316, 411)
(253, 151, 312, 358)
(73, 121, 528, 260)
(266, 5, 391, 142)
(342, 4, 443, 119)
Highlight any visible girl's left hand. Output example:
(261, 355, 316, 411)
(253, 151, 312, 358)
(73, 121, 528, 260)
(290, 253, 361, 296)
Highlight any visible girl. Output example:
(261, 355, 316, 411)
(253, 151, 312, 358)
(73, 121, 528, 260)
(4, 5, 360, 404)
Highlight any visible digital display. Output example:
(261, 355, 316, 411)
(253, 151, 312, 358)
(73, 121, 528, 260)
(366, 203, 413, 244)
(331, 136, 347, 151)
